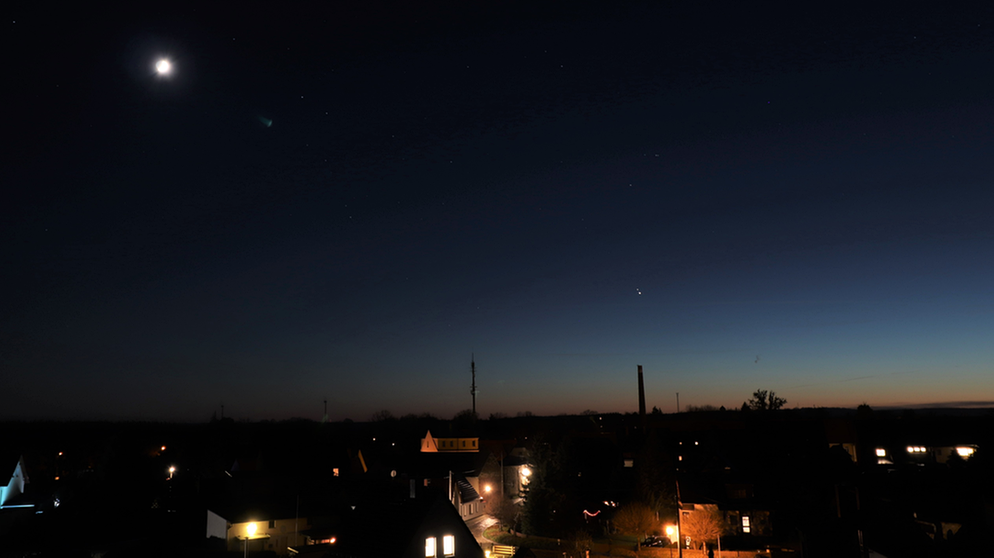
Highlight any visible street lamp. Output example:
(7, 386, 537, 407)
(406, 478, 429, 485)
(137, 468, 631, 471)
(664, 525, 676, 558)
(245, 522, 257, 558)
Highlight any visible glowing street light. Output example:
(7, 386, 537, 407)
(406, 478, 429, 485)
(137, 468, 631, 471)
(168, 466, 176, 479)
(244, 522, 257, 558)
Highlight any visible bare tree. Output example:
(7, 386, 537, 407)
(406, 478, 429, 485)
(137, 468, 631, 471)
(566, 530, 593, 558)
(613, 502, 656, 550)
(369, 409, 395, 422)
(746, 389, 786, 411)
(681, 507, 725, 550)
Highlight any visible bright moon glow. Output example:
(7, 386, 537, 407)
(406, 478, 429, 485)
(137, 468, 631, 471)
(155, 59, 172, 75)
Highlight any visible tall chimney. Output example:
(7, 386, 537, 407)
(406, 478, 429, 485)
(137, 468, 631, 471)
(638, 365, 646, 422)
(471, 355, 477, 417)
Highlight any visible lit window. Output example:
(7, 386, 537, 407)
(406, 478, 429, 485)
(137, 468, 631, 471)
(443, 535, 455, 556)
(956, 447, 975, 457)
(742, 516, 751, 534)
(333, 468, 339, 477)
(875, 448, 886, 457)
(426, 537, 436, 557)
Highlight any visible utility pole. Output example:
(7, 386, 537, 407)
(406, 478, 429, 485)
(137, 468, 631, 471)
(676, 479, 684, 558)
(637, 365, 646, 429)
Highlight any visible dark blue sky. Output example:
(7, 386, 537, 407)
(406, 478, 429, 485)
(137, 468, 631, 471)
(5, 1, 994, 421)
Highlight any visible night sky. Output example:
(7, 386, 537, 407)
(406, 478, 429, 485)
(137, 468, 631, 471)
(5, 1, 994, 421)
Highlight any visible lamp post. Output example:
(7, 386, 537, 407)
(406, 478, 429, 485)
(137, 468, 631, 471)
(245, 522, 257, 558)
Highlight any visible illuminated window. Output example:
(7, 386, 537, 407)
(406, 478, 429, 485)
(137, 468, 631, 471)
(333, 468, 339, 476)
(426, 537, 436, 557)
(443, 535, 455, 556)
(742, 516, 751, 534)
(875, 448, 886, 457)
(956, 447, 975, 457)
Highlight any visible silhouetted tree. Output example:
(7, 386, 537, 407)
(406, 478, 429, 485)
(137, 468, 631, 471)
(747, 389, 786, 411)
(452, 409, 477, 431)
(521, 442, 565, 535)
(685, 404, 720, 412)
(370, 410, 395, 422)
(856, 403, 873, 419)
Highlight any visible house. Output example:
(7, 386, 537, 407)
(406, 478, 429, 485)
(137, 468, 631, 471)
(229, 515, 313, 556)
(421, 430, 480, 453)
(324, 491, 484, 558)
(0, 455, 32, 509)
(678, 481, 773, 549)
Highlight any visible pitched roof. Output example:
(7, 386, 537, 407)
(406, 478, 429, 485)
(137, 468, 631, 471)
(327, 492, 483, 558)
